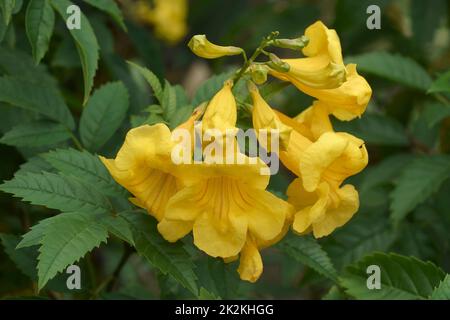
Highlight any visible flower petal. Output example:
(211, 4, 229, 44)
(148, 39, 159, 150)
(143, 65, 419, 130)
(237, 240, 263, 283)
(312, 184, 359, 238)
(157, 219, 193, 242)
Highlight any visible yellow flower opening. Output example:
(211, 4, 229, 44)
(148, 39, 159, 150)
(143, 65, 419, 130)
(269, 21, 347, 90)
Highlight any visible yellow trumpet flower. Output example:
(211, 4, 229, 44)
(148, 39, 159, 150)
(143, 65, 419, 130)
(294, 64, 372, 121)
(269, 21, 346, 90)
(287, 177, 359, 238)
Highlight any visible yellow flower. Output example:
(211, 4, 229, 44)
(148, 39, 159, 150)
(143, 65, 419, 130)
(287, 178, 359, 238)
(158, 84, 293, 282)
(133, 0, 188, 45)
(284, 132, 368, 238)
(188, 35, 243, 59)
(202, 80, 237, 134)
(294, 64, 372, 121)
(249, 83, 292, 150)
(99, 124, 181, 221)
(299, 132, 368, 192)
(269, 21, 346, 90)
(158, 152, 293, 282)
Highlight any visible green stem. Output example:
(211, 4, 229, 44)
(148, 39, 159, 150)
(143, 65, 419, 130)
(232, 33, 278, 85)
(68, 130, 84, 151)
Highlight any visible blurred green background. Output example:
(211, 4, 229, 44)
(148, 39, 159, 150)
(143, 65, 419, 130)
(0, 0, 449, 299)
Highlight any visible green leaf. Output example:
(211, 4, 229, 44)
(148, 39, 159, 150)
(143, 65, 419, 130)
(359, 154, 416, 195)
(333, 113, 409, 146)
(127, 61, 163, 102)
(161, 80, 177, 121)
(17, 216, 55, 248)
(390, 155, 450, 223)
(430, 274, 450, 300)
(0, 121, 70, 147)
(15, 156, 54, 176)
(79, 81, 129, 151)
(25, 0, 55, 64)
(340, 252, 445, 299)
(428, 70, 450, 94)
(83, 0, 126, 31)
(0, 75, 75, 129)
(41, 148, 125, 197)
(192, 72, 232, 106)
(50, 0, 99, 104)
(0, 171, 112, 214)
(100, 214, 134, 245)
(121, 211, 199, 295)
(346, 51, 432, 91)
(37, 211, 108, 289)
(0, 0, 15, 25)
(422, 102, 450, 128)
(324, 215, 396, 270)
(1, 233, 38, 280)
(279, 233, 338, 282)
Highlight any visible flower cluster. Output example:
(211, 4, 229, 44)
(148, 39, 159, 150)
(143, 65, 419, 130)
(101, 21, 371, 282)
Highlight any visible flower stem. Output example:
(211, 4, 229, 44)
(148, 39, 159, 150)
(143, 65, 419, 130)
(232, 32, 279, 85)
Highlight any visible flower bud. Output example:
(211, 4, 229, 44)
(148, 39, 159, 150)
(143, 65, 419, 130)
(266, 53, 290, 73)
(188, 35, 243, 59)
(249, 64, 269, 85)
(272, 36, 309, 50)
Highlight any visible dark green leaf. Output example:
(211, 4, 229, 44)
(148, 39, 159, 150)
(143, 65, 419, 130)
(0, 121, 70, 147)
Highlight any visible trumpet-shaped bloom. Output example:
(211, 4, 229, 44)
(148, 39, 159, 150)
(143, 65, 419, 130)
(293, 64, 372, 121)
(100, 124, 181, 221)
(158, 151, 294, 282)
(299, 132, 368, 192)
(188, 35, 243, 59)
(269, 21, 346, 90)
(287, 178, 359, 238)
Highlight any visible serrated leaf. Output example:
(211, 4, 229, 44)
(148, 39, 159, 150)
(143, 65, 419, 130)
(0, 75, 75, 129)
(83, 0, 126, 31)
(17, 216, 55, 248)
(422, 102, 450, 128)
(360, 154, 416, 195)
(25, 0, 55, 64)
(333, 113, 409, 146)
(127, 61, 163, 102)
(0, 0, 15, 25)
(324, 215, 396, 270)
(0, 121, 70, 147)
(37, 212, 108, 289)
(192, 72, 232, 106)
(79, 81, 129, 151)
(0, 171, 112, 214)
(100, 215, 134, 245)
(430, 274, 450, 300)
(346, 51, 432, 91)
(41, 148, 125, 197)
(279, 233, 338, 282)
(51, 0, 99, 104)
(340, 252, 445, 299)
(121, 211, 198, 295)
(390, 155, 450, 223)
(428, 70, 450, 94)
(162, 80, 177, 121)
(15, 156, 54, 176)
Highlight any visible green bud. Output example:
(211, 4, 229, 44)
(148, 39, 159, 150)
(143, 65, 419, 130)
(272, 35, 309, 50)
(266, 53, 290, 73)
(249, 64, 269, 85)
